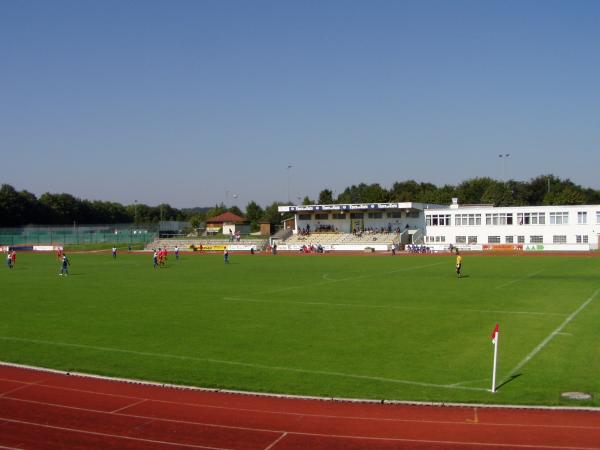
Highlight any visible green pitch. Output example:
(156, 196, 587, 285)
(1, 251, 599, 406)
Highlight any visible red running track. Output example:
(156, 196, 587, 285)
(0, 364, 598, 450)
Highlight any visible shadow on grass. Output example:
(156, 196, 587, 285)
(495, 374, 522, 391)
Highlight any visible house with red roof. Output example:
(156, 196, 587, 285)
(205, 212, 250, 236)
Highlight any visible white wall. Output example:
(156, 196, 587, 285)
(425, 205, 600, 250)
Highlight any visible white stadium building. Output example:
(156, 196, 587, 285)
(277, 199, 600, 252)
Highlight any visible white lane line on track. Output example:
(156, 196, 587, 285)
(0, 401, 596, 450)
(263, 432, 287, 450)
(505, 287, 600, 379)
(0, 417, 226, 449)
(110, 398, 148, 414)
(495, 270, 545, 290)
(0, 380, 43, 398)
(2, 381, 599, 430)
(222, 295, 565, 317)
(3, 384, 599, 431)
(0, 336, 487, 392)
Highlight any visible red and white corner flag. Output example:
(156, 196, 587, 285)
(491, 323, 499, 345)
(491, 323, 500, 393)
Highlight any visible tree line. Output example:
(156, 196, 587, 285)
(1, 174, 599, 229)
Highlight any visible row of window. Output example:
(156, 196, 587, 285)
(427, 211, 600, 226)
(426, 235, 589, 244)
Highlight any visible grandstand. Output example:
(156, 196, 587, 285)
(280, 231, 400, 251)
(279, 199, 600, 252)
(277, 202, 432, 252)
(148, 236, 269, 252)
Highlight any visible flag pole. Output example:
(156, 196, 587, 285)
(491, 324, 499, 393)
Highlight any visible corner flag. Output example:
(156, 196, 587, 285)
(491, 323, 500, 393)
(491, 323, 499, 345)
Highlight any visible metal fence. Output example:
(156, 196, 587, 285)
(0, 224, 158, 246)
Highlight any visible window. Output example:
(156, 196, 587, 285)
(530, 236, 543, 243)
(597, 211, 600, 224)
(426, 214, 451, 226)
(517, 212, 545, 225)
(456, 236, 466, 244)
(576, 235, 589, 244)
(577, 212, 587, 224)
(431, 236, 445, 242)
(315, 213, 328, 220)
(485, 213, 514, 225)
(455, 214, 482, 226)
(468, 236, 478, 244)
(517, 235, 525, 243)
(332, 214, 346, 220)
(549, 212, 568, 225)
(350, 213, 363, 219)
(488, 236, 501, 243)
(367, 212, 382, 219)
(553, 235, 567, 244)
(299, 214, 311, 220)
(387, 212, 402, 218)
(505, 236, 514, 243)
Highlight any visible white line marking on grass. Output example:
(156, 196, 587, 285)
(495, 270, 545, 290)
(222, 296, 565, 317)
(0, 336, 487, 392)
(505, 287, 600, 379)
(263, 262, 444, 294)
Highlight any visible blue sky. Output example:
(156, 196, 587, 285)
(2, 0, 599, 208)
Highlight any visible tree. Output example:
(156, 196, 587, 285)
(39, 192, 82, 224)
(454, 178, 496, 204)
(481, 181, 514, 206)
(0, 184, 27, 226)
(318, 189, 334, 204)
(228, 205, 244, 217)
(205, 203, 227, 221)
(245, 201, 264, 231)
(189, 214, 204, 230)
(389, 180, 421, 202)
(337, 183, 389, 203)
(262, 202, 287, 230)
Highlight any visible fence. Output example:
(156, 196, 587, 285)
(0, 224, 158, 246)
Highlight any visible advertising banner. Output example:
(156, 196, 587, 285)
(482, 244, 523, 251)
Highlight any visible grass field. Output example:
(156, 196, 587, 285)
(1, 251, 599, 407)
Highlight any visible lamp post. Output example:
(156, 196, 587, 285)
(287, 165, 292, 203)
(499, 154, 510, 181)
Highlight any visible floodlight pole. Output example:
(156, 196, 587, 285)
(287, 165, 292, 203)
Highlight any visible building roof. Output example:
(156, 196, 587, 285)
(206, 212, 246, 223)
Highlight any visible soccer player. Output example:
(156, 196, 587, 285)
(59, 254, 70, 276)
(10, 250, 16, 267)
(112, 246, 117, 258)
(175, 246, 179, 260)
(6, 251, 13, 269)
(153, 250, 158, 269)
(455, 251, 462, 278)
(224, 247, 229, 264)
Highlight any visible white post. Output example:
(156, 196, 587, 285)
(491, 331, 499, 393)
